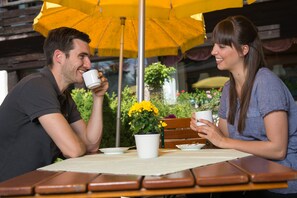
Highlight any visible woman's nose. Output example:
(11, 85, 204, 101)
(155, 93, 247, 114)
(211, 45, 218, 56)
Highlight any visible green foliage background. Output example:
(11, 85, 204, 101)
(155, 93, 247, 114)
(71, 87, 221, 148)
(71, 87, 136, 148)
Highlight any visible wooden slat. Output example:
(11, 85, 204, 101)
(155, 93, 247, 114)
(0, 6, 40, 18)
(35, 172, 99, 195)
(163, 118, 192, 129)
(162, 118, 206, 148)
(0, 53, 45, 64)
(1, 14, 36, 27)
(0, 24, 34, 35)
(88, 173, 142, 191)
(164, 128, 198, 139)
(192, 162, 249, 186)
(0, 0, 39, 8)
(0, 170, 61, 197)
(229, 155, 297, 183)
(142, 170, 195, 189)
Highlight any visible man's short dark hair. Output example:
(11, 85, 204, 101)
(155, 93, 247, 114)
(43, 27, 91, 67)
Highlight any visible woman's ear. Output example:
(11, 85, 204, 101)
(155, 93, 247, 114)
(242, 45, 249, 56)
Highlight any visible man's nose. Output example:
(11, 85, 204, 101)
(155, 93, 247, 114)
(84, 57, 91, 69)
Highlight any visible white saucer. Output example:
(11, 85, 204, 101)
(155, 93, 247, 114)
(176, 143, 205, 151)
(99, 147, 129, 155)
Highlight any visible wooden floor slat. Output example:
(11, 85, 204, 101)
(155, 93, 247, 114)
(88, 173, 142, 191)
(143, 170, 195, 189)
(192, 161, 249, 186)
(0, 170, 61, 196)
(229, 155, 297, 183)
(35, 171, 98, 194)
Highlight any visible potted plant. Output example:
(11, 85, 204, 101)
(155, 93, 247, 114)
(144, 62, 176, 93)
(128, 100, 167, 158)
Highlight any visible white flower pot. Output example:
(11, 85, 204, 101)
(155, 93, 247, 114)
(134, 134, 160, 159)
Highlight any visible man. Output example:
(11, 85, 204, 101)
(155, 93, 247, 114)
(0, 27, 108, 182)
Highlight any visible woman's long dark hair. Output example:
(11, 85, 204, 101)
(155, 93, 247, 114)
(212, 15, 267, 133)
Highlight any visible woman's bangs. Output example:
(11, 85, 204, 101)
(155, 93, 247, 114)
(212, 22, 234, 46)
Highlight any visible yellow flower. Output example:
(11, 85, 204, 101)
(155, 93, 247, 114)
(128, 100, 165, 135)
(161, 121, 167, 127)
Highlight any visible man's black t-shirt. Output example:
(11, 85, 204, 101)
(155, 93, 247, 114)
(0, 67, 81, 182)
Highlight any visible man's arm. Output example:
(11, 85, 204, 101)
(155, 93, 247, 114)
(70, 94, 105, 153)
(39, 113, 87, 158)
(39, 73, 108, 158)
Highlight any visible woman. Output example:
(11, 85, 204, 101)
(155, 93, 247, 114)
(190, 15, 297, 197)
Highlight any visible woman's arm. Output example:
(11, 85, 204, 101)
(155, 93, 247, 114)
(193, 111, 288, 160)
(223, 111, 288, 160)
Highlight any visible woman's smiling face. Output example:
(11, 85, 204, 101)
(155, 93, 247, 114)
(211, 43, 243, 72)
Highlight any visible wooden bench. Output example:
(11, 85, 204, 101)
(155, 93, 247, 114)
(161, 118, 206, 148)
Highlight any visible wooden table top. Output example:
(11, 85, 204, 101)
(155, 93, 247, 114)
(0, 155, 296, 197)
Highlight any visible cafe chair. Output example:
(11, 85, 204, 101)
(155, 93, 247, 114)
(161, 118, 207, 148)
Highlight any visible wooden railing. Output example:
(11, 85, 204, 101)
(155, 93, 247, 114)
(0, 1, 44, 71)
(0, 2, 41, 40)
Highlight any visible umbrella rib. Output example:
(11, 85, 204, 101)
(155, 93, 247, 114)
(151, 18, 204, 54)
(95, 18, 113, 51)
(152, 18, 179, 47)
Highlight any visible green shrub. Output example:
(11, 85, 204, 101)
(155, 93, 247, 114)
(71, 88, 93, 122)
(144, 62, 176, 91)
(71, 87, 136, 147)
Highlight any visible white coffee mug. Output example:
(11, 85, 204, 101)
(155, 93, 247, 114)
(195, 110, 213, 126)
(82, 69, 101, 89)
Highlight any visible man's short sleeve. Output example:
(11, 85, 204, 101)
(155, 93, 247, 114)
(19, 77, 60, 121)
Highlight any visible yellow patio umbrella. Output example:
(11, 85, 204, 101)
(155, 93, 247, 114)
(33, 2, 206, 58)
(44, 0, 256, 19)
(192, 76, 230, 89)
(42, 0, 256, 101)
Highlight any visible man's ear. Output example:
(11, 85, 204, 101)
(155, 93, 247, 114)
(53, 50, 63, 64)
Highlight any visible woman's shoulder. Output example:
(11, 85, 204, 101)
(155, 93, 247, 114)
(257, 67, 276, 77)
(221, 80, 230, 94)
(254, 67, 292, 100)
(255, 67, 282, 85)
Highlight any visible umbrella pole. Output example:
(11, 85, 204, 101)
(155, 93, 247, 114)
(137, 0, 145, 102)
(115, 17, 126, 147)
